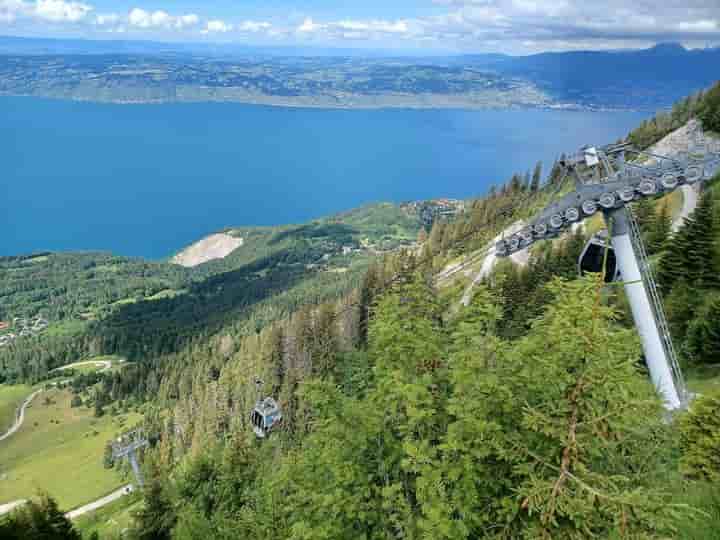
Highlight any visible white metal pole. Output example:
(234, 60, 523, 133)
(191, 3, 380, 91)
(607, 210, 681, 410)
(129, 451, 144, 488)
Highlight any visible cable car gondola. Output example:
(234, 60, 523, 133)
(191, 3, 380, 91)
(578, 230, 619, 283)
(250, 397, 282, 438)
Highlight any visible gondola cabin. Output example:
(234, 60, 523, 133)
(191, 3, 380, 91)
(578, 231, 619, 283)
(250, 397, 282, 438)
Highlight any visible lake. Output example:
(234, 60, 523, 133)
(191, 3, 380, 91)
(2, 97, 647, 259)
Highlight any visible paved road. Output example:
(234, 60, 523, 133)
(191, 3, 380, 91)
(0, 500, 28, 516)
(1, 360, 111, 443)
(0, 485, 134, 519)
(0, 389, 43, 443)
(50, 359, 112, 374)
(1, 359, 130, 520)
(65, 484, 134, 519)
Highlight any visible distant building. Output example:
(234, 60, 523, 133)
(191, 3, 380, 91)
(401, 198, 465, 228)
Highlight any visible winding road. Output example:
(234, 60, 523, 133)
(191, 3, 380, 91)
(0, 485, 135, 519)
(0, 388, 43, 443)
(1, 360, 113, 444)
(50, 359, 112, 374)
(1, 358, 129, 519)
(64, 484, 134, 519)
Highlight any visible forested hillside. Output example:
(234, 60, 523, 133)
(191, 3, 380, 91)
(0, 203, 421, 383)
(2, 81, 720, 539)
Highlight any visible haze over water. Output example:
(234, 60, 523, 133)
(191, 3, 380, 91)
(2, 97, 646, 259)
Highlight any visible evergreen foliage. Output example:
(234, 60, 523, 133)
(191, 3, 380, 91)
(531, 161, 542, 192)
(679, 389, 720, 482)
(684, 294, 720, 365)
(0, 493, 80, 540)
(647, 202, 672, 254)
(124, 276, 683, 540)
(698, 81, 720, 133)
(6, 87, 720, 540)
(658, 191, 720, 291)
(130, 475, 177, 540)
(627, 84, 712, 149)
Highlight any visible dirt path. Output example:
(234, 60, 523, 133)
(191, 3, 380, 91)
(65, 484, 134, 519)
(672, 184, 699, 232)
(0, 389, 43, 443)
(459, 221, 526, 306)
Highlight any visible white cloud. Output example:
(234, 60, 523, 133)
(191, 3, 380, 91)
(336, 19, 410, 34)
(126, 7, 198, 30)
(175, 13, 199, 29)
(150, 10, 170, 27)
(1, 0, 719, 52)
(676, 20, 717, 33)
(297, 17, 322, 33)
(0, 0, 93, 24)
(33, 0, 91, 22)
(93, 12, 118, 26)
(0, 1, 203, 32)
(202, 19, 232, 34)
(296, 17, 415, 40)
(0, 0, 24, 22)
(128, 8, 159, 28)
(238, 20, 271, 33)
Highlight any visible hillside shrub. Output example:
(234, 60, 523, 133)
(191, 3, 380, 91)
(699, 82, 720, 133)
(0, 493, 80, 540)
(680, 389, 720, 481)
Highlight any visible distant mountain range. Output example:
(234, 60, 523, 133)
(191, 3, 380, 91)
(0, 36, 718, 110)
(463, 43, 720, 110)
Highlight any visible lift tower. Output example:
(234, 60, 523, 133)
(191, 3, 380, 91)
(112, 429, 149, 487)
(495, 141, 720, 410)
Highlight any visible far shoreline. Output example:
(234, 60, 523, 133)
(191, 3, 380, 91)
(0, 92, 651, 114)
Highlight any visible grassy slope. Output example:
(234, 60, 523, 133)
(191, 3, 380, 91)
(74, 495, 141, 538)
(0, 384, 32, 433)
(0, 387, 141, 510)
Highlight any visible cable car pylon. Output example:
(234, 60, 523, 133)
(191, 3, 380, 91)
(496, 140, 720, 410)
(112, 429, 149, 487)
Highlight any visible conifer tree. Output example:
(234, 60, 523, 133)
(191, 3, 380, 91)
(428, 220, 445, 254)
(658, 191, 719, 291)
(131, 475, 177, 540)
(509, 173, 523, 193)
(633, 197, 654, 230)
(648, 201, 671, 254)
(0, 494, 81, 540)
(699, 81, 720, 133)
(680, 388, 720, 481)
(684, 295, 720, 364)
(531, 161, 542, 192)
(418, 278, 681, 539)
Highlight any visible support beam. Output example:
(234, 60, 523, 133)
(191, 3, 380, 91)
(128, 451, 144, 488)
(606, 208, 681, 410)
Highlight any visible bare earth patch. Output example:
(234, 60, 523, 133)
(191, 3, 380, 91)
(172, 233, 244, 268)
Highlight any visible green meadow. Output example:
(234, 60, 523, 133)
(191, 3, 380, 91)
(0, 387, 141, 510)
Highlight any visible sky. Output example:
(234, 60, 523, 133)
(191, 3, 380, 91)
(1, 0, 719, 54)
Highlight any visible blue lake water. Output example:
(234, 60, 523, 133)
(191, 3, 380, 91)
(2, 97, 647, 259)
